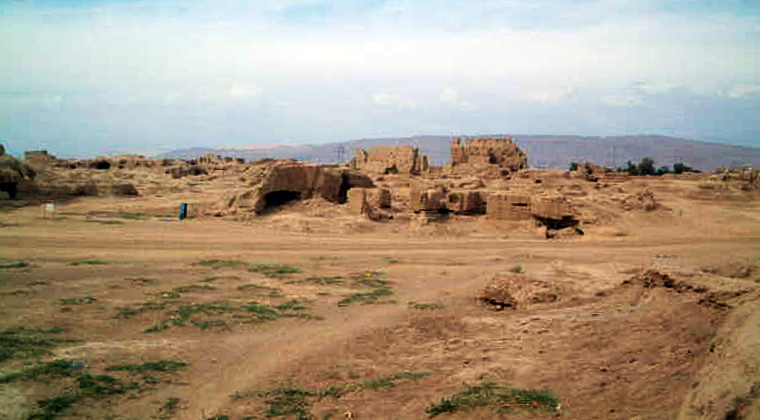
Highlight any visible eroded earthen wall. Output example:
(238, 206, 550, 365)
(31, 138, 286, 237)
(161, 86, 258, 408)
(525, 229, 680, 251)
(351, 146, 429, 175)
(449, 136, 528, 174)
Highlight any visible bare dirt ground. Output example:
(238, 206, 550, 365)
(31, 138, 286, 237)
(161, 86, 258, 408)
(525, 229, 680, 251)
(2, 175, 760, 420)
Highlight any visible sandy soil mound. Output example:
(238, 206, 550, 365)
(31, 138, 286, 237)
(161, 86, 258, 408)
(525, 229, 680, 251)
(622, 269, 708, 293)
(479, 273, 559, 310)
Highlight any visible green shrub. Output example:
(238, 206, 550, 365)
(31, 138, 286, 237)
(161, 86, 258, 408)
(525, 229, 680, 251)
(249, 264, 300, 279)
(106, 359, 188, 373)
(426, 380, 560, 417)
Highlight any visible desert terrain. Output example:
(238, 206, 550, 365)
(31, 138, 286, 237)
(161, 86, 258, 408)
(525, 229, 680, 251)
(2, 139, 760, 420)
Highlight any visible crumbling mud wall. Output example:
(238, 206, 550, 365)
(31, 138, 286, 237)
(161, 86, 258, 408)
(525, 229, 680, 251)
(449, 136, 528, 174)
(351, 146, 429, 175)
(486, 192, 532, 221)
(24, 151, 53, 162)
(219, 163, 375, 216)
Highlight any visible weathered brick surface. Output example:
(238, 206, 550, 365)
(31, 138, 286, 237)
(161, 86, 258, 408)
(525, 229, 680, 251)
(445, 190, 487, 214)
(449, 136, 527, 174)
(351, 146, 429, 175)
(24, 151, 51, 162)
(486, 192, 532, 220)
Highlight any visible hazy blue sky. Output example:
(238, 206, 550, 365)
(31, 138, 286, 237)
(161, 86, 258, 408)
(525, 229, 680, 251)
(2, 0, 759, 157)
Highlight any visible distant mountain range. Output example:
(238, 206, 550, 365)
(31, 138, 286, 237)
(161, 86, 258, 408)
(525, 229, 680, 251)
(161, 135, 760, 172)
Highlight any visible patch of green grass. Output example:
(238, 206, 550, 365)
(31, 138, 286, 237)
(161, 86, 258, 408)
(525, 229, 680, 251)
(509, 263, 524, 274)
(27, 393, 82, 420)
(106, 359, 188, 373)
(173, 284, 217, 293)
(176, 302, 231, 320)
(59, 297, 97, 305)
(126, 277, 158, 285)
(192, 320, 229, 330)
(277, 300, 307, 311)
(141, 301, 166, 311)
(77, 373, 140, 396)
(0, 359, 74, 384)
(0, 326, 65, 362)
(163, 397, 180, 411)
(260, 387, 316, 419)
(240, 302, 280, 321)
(204, 416, 230, 420)
(119, 308, 142, 319)
(66, 259, 108, 266)
(249, 263, 301, 279)
(426, 380, 560, 417)
(199, 259, 248, 270)
(337, 287, 394, 307)
(353, 270, 389, 288)
(361, 371, 432, 391)
(237, 283, 281, 294)
(408, 301, 443, 310)
(289, 276, 342, 285)
(123, 213, 146, 220)
(0, 261, 29, 269)
(143, 322, 171, 333)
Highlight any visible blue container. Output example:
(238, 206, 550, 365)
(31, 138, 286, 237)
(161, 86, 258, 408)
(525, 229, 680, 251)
(179, 203, 188, 220)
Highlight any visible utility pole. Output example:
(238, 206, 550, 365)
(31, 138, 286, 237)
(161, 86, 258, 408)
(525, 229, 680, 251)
(335, 145, 345, 164)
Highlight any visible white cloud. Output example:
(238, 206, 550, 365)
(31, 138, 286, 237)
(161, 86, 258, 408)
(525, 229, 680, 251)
(600, 95, 642, 108)
(719, 85, 760, 99)
(227, 84, 263, 99)
(525, 87, 577, 103)
(440, 86, 476, 111)
(372, 92, 419, 109)
(633, 82, 679, 95)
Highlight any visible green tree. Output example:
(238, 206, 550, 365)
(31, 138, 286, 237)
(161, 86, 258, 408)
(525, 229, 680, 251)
(638, 157, 655, 176)
(569, 162, 578, 171)
(673, 162, 693, 174)
(625, 161, 639, 176)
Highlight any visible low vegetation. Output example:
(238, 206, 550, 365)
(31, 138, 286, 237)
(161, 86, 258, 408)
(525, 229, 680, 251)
(426, 380, 561, 417)
(199, 259, 248, 270)
(249, 263, 301, 279)
(66, 259, 108, 266)
(59, 296, 97, 305)
(106, 359, 188, 373)
(0, 359, 75, 384)
(0, 261, 29, 269)
(242, 371, 432, 418)
(289, 276, 342, 285)
(408, 301, 443, 310)
(0, 326, 65, 361)
(338, 286, 394, 306)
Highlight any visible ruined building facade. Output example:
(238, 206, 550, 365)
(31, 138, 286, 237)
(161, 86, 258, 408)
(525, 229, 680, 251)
(449, 136, 528, 174)
(350, 146, 429, 175)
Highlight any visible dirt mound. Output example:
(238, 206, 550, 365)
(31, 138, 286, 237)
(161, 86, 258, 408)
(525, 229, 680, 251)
(479, 274, 558, 310)
(112, 183, 139, 196)
(0, 155, 36, 199)
(166, 165, 208, 179)
(622, 269, 708, 293)
(621, 190, 658, 211)
(702, 263, 760, 280)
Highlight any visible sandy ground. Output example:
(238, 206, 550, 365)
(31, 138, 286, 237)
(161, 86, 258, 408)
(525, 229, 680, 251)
(1, 175, 760, 420)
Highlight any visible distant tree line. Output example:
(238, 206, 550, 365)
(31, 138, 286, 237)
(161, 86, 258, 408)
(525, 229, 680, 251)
(569, 158, 700, 176)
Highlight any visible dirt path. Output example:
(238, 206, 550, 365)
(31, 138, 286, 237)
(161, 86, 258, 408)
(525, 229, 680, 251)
(2, 201, 760, 419)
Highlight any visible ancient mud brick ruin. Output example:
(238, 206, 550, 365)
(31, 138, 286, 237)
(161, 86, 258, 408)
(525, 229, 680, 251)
(351, 146, 429, 175)
(449, 136, 527, 174)
(486, 192, 532, 220)
(24, 151, 52, 162)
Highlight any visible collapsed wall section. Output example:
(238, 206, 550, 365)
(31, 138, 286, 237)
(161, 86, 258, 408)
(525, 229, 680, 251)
(351, 146, 429, 175)
(449, 136, 528, 174)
